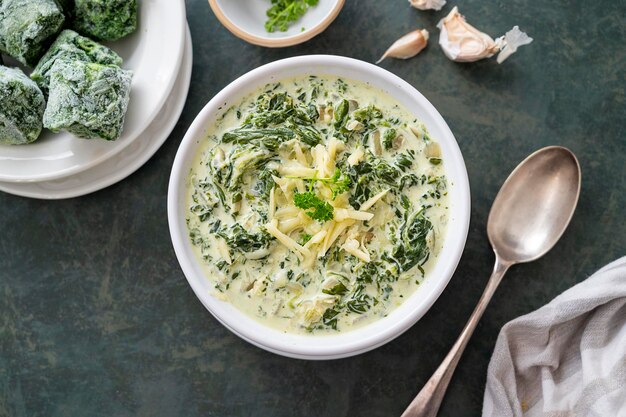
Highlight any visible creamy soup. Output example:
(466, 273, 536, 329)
(186, 76, 449, 334)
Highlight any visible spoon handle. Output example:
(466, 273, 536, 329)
(400, 257, 511, 417)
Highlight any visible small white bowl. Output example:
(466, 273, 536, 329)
(208, 0, 344, 47)
(168, 55, 471, 360)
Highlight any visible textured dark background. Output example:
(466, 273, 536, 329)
(1, 0, 625, 416)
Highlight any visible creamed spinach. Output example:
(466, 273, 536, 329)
(186, 76, 449, 334)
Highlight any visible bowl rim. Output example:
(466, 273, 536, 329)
(207, 0, 345, 48)
(168, 55, 471, 360)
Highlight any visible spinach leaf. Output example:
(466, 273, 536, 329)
(217, 223, 272, 255)
(223, 92, 322, 150)
(385, 211, 432, 273)
(222, 128, 294, 151)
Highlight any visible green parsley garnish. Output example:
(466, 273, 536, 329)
(289, 168, 351, 200)
(293, 191, 334, 222)
(265, 0, 320, 33)
(314, 169, 351, 200)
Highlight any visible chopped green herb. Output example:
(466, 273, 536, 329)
(265, 0, 319, 33)
(290, 168, 351, 200)
(293, 191, 334, 222)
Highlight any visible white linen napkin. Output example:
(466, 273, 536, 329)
(482, 257, 626, 417)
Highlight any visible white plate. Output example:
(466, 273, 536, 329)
(0, 26, 192, 200)
(0, 0, 186, 183)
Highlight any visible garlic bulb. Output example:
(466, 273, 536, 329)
(377, 29, 429, 64)
(437, 6, 532, 63)
(409, 0, 446, 11)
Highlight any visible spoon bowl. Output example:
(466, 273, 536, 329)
(402, 146, 581, 417)
(488, 146, 581, 264)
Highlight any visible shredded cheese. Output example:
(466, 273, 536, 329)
(293, 142, 308, 166)
(304, 229, 328, 248)
(279, 217, 304, 234)
(272, 175, 291, 198)
(341, 238, 371, 262)
(280, 166, 318, 177)
(313, 144, 332, 177)
(320, 219, 355, 256)
(360, 189, 389, 211)
(214, 236, 232, 265)
(347, 147, 365, 166)
(327, 137, 344, 166)
(265, 219, 311, 260)
(294, 179, 307, 194)
(335, 208, 375, 222)
(274, 206, 300, 219)
(268, 187, 276, 219)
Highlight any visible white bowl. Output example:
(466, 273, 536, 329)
(168, 55, 471, 360)
(208, 0, 344, 47)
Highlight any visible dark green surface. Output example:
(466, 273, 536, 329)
(1, 0, 624, 416)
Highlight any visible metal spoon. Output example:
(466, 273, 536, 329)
(401, 146, 581, 417)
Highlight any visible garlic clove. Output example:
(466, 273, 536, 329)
(409, 0, 446, 11)
(438, 7, 533, 64)
(496, 26, 533, 64)
(376, 29, 429, 64)
(437, 6, 499, 62)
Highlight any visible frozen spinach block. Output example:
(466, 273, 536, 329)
(0, 66, 45, 145)
(72, 0, 138, 41)
(43, 59, 133, 141)
(32, 29, 123, 94)
(0, 0, 65, 66)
